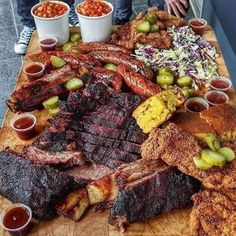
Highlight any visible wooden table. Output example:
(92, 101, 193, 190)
(0, 26, 235, 236)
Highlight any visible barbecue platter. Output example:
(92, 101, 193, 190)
(1, 6, 236, 236)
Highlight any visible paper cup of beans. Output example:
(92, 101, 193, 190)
(76, 0, 114, 42)
(31, 1, 70, 45)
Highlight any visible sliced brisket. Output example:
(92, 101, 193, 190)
(0, 149, 79, 220)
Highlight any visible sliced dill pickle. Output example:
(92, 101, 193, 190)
(201, 149, 226, 168)
(156, 74, 174, 86)
(50, 55, 66, 68)
(70, 33, 81, 42)
(136, 21, 151, 33)
(193, 156, 212, 170)
(159, 68, 174, 76)
(42, 96, 59, 110)
(66, 78, 84, 91)
(196, 133, 221, 151)
(181, 88, 192, 98)
(48, 107, 60, 116)
(150, 24, 159, 32)
(177, 76, 192, 87)
(62, 42, 74, 52)
(144, 13, 157, 24)
(219, 147, 235, 162)
(104, 63, 117, 72)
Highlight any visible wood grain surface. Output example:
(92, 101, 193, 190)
(0, 26, 235, 236)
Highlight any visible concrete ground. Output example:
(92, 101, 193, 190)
(0, 0, 194, 125)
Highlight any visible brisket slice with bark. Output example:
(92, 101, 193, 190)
(0, 149, 79, 220)
(109, 166, 200, 228)
(21, 145, 85, 168)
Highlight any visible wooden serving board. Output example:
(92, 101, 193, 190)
(0, 26, 235, 236)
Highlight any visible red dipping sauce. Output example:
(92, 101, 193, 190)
(205, 90, 229, 106)
(39, 37, 57, 51)
(11, 113, 36, 140)
(0, 204, 32, 236)
(24, 62, 45, 82)
(189, 18, 207, 36)
(210, 77, 232, 91)
(184, 97, 209, 113)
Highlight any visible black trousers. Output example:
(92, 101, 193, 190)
(16, 0, 75, 28)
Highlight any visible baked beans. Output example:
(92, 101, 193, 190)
(77, 0, 111, 17)
(34, 1, 68, 18)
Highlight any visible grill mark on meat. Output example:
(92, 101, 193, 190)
(83, 152, 124, 169)
(82, 143, 140, 162)
(78, 132, 141, 154)
(0, 149, 79, 220)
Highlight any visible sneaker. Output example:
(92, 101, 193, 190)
(69, 5, 79, 26)
(14, 26, 35, 55)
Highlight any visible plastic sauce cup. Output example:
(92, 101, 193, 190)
(189, 18, 207, 36)
(209, 76, 232, 91)
(10, 113, 37, 140)
(204, 90, 229, 106)
(76, 1, 114, 42)
(0, 203, 32, 236)
(39, 36, 58, 51)
(23, 62, 45, 82)
(184, 97, 209, 113)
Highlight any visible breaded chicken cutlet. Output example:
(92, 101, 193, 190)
(190, 190, 236, 236)
(200, 104, 236, 142)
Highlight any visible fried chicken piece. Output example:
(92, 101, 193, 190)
(190, 191, 236, 236)
(141, 123, 203, 178)
(200, 104, 236, 142)
(141, 123, 236, 202)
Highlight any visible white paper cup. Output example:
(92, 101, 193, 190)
(31, 1, 70, 45)
(76, 1, 114, 42)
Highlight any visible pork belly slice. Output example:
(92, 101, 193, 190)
(109, 166, 200, 228)
(190, 190, 236, 236)
(21, 145, 85, 168)
(0, 149, 79, 220)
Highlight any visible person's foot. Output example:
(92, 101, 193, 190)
(69, 5, 79, 26)
(14, 26, 35, 55)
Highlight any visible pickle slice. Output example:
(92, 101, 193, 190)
(156, 74, 174, 86)
(70, 33, 81, 42)
(136, 21, 151, 33)
(150, 24, 159, 32)
(66, 78, 84, 91)
(159, 68, 174, 76)
(201, 149, 226, 168)
(144, 13, 157, 24)
(104, 63, 117, 72)
(193, 156, 212, 170)
(181, 88, 192, 98)
(50, 56, 66, 68)
(42, 96, 59, 110)
(177, 76, 192, 87)
(196, 133, 221, 151)
(48, 107, 60, 116)
(219, 147, 235, 162)
(62, 42, 74, 52)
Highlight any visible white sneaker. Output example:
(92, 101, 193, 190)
(69, 5, 79, 26)
(14, 26, 35, 55)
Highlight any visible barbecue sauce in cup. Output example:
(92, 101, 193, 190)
(189, 18, 207, 36)
(0, 204, 32, 236)
(184, 97, 209, 113)
(11, 113, 37, 140)
(39, 37, 57, 51)
(24, 62, 45, 82)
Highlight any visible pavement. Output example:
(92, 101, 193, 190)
(0, 0, 194, 125)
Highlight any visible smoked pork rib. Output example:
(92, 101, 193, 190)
(0, 149, 79, 220)
(109, 166, 200, 227)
